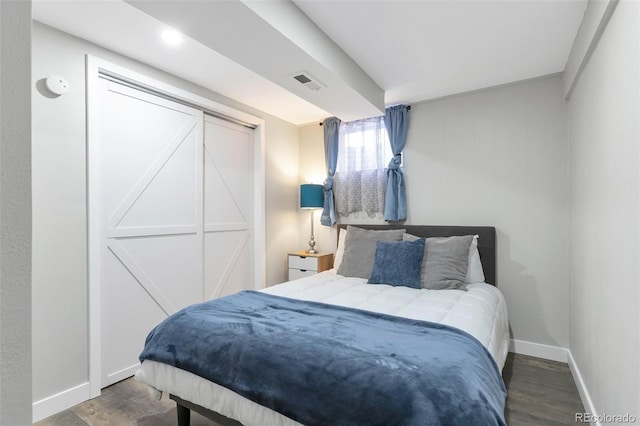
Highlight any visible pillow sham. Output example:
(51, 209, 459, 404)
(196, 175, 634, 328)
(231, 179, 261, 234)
(404, 234, 474, 290)
(465, 236, 486, 284)
(336, 226, 405, 279)
(333, 227, 347, 270)
(368, 239, 425, 289)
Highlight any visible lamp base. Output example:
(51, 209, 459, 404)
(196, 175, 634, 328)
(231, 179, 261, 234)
(306, 209, 318, 254)
(307, 237, 317, 254)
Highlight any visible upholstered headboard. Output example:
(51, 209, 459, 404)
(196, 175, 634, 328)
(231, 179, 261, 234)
(337, 224, 497, 286)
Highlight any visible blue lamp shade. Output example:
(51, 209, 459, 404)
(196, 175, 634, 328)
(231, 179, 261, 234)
(300, 184, 324, 209)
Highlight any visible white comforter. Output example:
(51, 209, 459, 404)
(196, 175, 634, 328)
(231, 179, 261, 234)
(135, 271, 510, 426)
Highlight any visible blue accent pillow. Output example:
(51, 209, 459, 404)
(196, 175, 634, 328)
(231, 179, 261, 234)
(368, 238, 426, 289)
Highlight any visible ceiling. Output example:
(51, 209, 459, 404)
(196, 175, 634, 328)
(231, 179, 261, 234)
(33, 0, 587, 125)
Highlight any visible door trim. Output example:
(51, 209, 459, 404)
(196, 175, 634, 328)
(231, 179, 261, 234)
(86, 55, 266, 398)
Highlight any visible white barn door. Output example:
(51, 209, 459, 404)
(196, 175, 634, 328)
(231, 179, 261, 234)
(88, 57, 265, 397)
(95, 79, 204, 387)
(203, 116, 254, 299)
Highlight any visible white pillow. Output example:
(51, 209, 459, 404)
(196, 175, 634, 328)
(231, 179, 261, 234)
(465, 235, 485, 284)
(333, 228, 347, 270)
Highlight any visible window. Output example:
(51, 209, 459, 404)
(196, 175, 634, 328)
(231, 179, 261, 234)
(334, 116, 392, 216)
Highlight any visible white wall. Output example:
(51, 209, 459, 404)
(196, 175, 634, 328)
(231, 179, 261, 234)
(567, 0, 640, 419)
(265, 120, 300, 284)
(32, 23, 89, 406)
(298, 124, 335, 255)
(298, 75, 570, 348)
(32, 21, 299, 417)
(0, 1, 32, 425)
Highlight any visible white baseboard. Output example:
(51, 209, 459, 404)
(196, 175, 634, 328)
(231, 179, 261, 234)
(106, 363, 139, 387)
(32, 381, 91, 423)
(510, 339, 599, 426)
(509, 338, 569, 362)
(567, 351, 600, 426)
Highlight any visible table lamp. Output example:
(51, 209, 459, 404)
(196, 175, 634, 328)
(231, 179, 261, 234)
(300, 184, 324, 253)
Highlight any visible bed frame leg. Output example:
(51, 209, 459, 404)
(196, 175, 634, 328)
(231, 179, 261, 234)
(176, 402, 191, 426)
(170, 393, 242, 426)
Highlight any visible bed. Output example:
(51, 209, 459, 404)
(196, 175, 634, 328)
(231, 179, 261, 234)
(135, 225, 509, 426)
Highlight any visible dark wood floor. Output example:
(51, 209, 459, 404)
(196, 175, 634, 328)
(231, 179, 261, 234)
(34, 377, 218, 426)
(503, 353, 585, 425)
(36, 353, 584, 426)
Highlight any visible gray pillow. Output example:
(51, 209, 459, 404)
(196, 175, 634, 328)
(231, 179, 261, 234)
(337, 226, 405, 279)
(404, 234, 474, 290)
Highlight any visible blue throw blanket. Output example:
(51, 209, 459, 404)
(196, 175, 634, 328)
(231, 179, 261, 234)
(140, 291, 506, 426)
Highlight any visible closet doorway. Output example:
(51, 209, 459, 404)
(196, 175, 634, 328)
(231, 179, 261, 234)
(87, 57, 264, 394)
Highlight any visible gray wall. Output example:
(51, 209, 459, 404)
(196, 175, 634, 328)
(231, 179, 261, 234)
(299, 75, 569, 348)
(568, 0, 640, 418)
(32, 21, 299, 406)
(405, 76, 569, 347)
(1, 1, 32, 424)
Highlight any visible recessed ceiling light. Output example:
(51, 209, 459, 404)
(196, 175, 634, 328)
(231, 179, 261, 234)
(161, 28, 183, 46)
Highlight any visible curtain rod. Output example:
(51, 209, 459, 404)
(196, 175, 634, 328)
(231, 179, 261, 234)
(319, 105, 411, 125)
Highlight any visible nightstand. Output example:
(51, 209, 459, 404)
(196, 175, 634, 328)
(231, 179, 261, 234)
(288, 251, 334, 281)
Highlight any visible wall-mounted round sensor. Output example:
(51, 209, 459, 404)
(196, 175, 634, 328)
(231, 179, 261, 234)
(45, 75, 70, 95)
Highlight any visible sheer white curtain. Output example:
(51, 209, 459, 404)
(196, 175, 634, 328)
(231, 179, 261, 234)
(334, 117, 392, 216)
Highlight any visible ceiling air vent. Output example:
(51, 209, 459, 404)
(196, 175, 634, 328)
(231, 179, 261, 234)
(291, 72, 325, 91)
